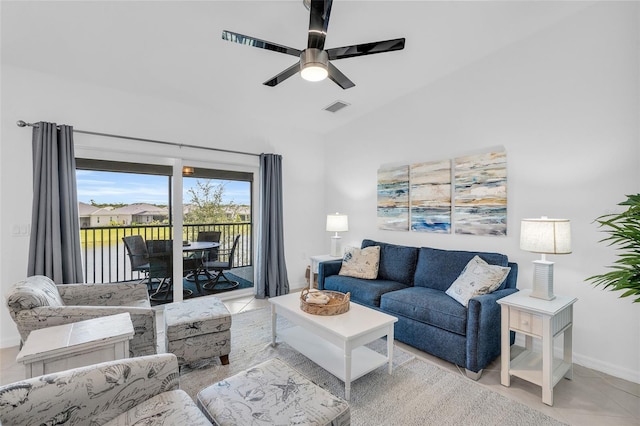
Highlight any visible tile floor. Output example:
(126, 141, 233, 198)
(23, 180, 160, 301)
(1, 293, 638, 425)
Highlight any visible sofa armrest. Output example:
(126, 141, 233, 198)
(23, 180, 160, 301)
(0, 354, 178, 425)
(317, 260, 342, 290)
(465, 288, 519, 372)
(57, 282, 150, 306)
(14, 306, 157, 355)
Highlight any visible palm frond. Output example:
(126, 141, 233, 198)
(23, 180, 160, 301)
(586, 194, 640, 303)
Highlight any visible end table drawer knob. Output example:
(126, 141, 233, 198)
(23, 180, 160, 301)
(510, 311, 542, 336)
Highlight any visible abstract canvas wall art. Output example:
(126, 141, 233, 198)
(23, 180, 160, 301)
(410, 160, 451, 233)
(454, 151, 507, 236)
(377, 166, 409, 231)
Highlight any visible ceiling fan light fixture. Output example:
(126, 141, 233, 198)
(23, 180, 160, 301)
(300, 48, 328, 82)
(301, 64, 328, 82)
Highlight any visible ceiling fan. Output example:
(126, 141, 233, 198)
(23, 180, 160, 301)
(222, 0, 405, 89)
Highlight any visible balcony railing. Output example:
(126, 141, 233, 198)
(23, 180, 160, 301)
(80, 222, 252, 284)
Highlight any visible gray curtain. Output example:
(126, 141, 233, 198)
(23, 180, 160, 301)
(255, 153, 290, 298)
(28, 122, 84, 284)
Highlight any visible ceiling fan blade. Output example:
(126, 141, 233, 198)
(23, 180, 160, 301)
(327, 38, 405, 60)
(327, 62, 355, 90)
(263, 62, 301, 87)
(222, 30, 301, 57)
(308, 0, 333, 50)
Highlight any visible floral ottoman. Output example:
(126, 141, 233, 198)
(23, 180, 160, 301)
(164, 297, 231, 367)
(196, 358, 350, 425)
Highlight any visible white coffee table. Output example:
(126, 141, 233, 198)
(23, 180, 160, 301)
(269, 292, 398, 400)
(16, 313, 135, 378)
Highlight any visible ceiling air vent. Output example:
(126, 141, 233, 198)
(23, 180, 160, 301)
(324, 100, 350, 113)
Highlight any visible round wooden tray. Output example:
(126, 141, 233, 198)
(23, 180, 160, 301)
(300, 288, 350, 316)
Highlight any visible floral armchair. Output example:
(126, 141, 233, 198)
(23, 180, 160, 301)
(0, 353, 212, 425)
(5, 275, 157, 357)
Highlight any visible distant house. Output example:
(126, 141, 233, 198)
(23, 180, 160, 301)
(183, 204, 251, 222)
(228, 205, 251, 222)
(78, 202, 100, 228)
(108, 204, 169, 225)
(79, 203, 248, 227)
(78, 202, 169, 227)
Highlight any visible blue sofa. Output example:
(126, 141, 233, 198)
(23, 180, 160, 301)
(318, 239, 518, 379)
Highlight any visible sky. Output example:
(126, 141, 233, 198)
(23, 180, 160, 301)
(76, 170, 251, 206)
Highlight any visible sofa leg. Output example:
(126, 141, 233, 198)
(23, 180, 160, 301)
(465, 369, 483, 380)
(220, 354, 229, 365)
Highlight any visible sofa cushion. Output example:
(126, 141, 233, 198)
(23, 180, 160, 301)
(362, 239, 419, 285)
(381, 287, 468, 335)
(445, 256, 511, 307)
(323, 275, 409, 308)
(339, 246, 380, 279)
(5, 275, 64, 313)
(413, 247, 508, 291)
(104, 389, 212, 426)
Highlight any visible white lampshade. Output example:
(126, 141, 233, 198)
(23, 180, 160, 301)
(520, 218, 572, 254)
(326, 213, 349, 233)
(520, 217, 571, 301)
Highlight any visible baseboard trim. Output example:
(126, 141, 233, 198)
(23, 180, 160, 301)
(1, 336, 20, 349)
(514, 335, 639, 384)
(572, 352, 640, 385)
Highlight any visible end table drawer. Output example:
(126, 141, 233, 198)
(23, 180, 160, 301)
(510, 310, 542, 336)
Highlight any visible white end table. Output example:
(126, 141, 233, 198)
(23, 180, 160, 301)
(309, 254, 342, 288)
(16, 313, 134, 378)
(498, 290, 577, 406)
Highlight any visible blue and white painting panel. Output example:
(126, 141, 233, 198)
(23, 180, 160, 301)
(410, 160, 451, 233)
(377, 166, 409, 231)
(454, 151, 507, 236)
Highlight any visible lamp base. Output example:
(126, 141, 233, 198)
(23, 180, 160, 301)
(330, 235, 342, 257)
(530, 260, 555, 300)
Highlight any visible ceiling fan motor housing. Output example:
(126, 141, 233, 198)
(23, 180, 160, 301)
(300, 48, 329, 81)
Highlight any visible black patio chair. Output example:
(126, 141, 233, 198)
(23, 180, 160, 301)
(186, 231, 222, 283)
(147, 240, 195, 302)
(203, 234, 241, 292)
(197, 230, 221, 262)
(122, 235, 151, 289)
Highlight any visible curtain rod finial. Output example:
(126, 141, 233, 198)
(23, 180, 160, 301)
(17, 120, 27, 127)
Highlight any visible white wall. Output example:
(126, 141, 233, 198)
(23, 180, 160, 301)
(0, 66, 327, 347)
(324, 3, 639, 383)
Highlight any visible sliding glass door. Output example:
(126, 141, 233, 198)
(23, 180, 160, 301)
(75, 159, 253, 295)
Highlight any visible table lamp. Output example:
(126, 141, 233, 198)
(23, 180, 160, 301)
(520, 217, 572, 300)
(326, 213, 348, 257)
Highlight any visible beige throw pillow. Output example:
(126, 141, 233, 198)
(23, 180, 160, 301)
(339, 246, 381, 280)
(446, 255, 511, 307)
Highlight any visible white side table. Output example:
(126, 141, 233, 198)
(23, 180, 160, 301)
(16, 313, 134, 378)
(498, 290, 577, 406)
(309, 254, 342, 288)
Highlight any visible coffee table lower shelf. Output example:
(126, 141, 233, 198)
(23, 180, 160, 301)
(278, 326, 389, 383)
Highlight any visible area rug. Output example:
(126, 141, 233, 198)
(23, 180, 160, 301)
(150, 273, 253, 306)
(179, 307, 565, 426)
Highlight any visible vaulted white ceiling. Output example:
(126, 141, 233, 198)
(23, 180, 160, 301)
(1, 1, 591, 135)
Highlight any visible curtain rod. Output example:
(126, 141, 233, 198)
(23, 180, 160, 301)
(16, 120, 261, 158)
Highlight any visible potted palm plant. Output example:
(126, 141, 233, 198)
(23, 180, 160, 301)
(587, 194, 640, 302)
